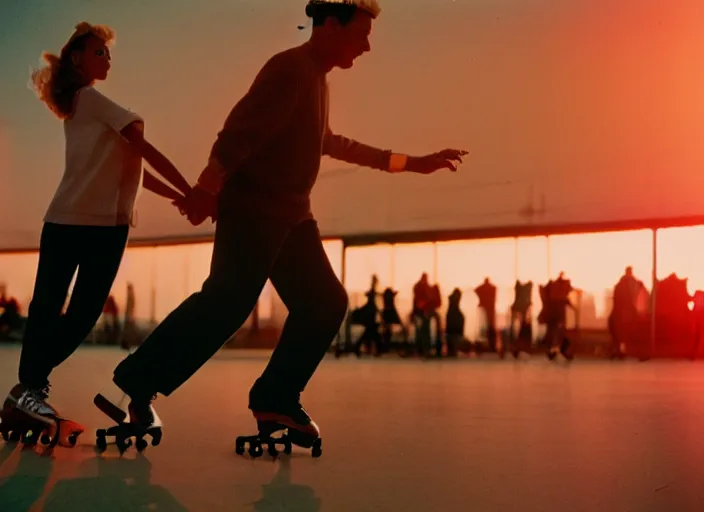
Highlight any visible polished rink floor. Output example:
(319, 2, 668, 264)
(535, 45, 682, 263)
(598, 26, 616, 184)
(1, 345, 703, 512)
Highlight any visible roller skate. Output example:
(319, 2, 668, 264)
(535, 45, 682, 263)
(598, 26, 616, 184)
(235, 389, 322, 458)
(0, 383, 85, 448)
(93, 391, 162, 454)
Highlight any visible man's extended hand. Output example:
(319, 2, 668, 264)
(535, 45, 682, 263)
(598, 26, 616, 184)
(173, 185, 217, 225)
(406, 149, 468, 174)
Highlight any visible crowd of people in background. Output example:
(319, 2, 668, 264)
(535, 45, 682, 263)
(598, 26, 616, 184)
(3, 263, 704, 360)
(0, 281, 138, 350)
(337, 266, 672, 360)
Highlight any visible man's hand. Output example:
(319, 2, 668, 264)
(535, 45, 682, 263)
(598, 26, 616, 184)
(172, 194, 188, 215)
(173, 185, 217, 225)
(406, 149, 468, 174)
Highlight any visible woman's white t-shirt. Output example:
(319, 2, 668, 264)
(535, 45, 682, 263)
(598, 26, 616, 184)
(44, 86, 144, 227)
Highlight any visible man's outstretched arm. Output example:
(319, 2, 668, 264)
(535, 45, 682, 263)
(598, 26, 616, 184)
(322, 127, 393, 171)
(323, 125, 467, 174)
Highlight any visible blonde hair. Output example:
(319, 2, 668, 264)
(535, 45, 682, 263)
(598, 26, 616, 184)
(30, 22, 116, 119)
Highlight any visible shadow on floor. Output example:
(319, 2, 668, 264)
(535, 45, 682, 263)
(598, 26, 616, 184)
(0, 445, 188, 512)
(250, 456, 322, 512)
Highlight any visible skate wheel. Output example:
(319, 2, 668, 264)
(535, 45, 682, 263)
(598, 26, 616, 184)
(40, 434, 51, 446)
(117, 437, 132, 454)
(9, 430, 21, 442)
(48, 428, 61, 448)
(235, 438, 245, 456)
(0, 430, 8, 441)
(96, 435, 107, 452)
(267, 443, 278, 457)
(283, 440, 292, 455)
(22, 430, 39, 446)
(136, 438, 148, 452)
(311, 438, 322, 458)
(150, 429, 162, 447)
(248, 443, 263, 458)
(67, 433, 79, 447)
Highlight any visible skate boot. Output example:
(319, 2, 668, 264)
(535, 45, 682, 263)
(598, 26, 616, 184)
(235, 387, 322, 458)
(94, 390, 162, 454)
(7, 382, 57, 423)
(1, 383, 53, 446)
(0, 383, 84, 448)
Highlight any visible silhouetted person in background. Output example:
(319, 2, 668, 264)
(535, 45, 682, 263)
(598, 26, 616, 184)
(692, 290, 704, 359)
(510, 280, 533, 357)
(412, 273, 441, 357)
(120, 282, 137, 350)
(412, 273, 431, 319)
(429, 283, 443, 356)
(609, 267, 648, 359)
(475, 277, 498, 353)
(102, 294, 120, 344)
(381, 286, 406, 353)
(412, 273, 432, 356)
(445, 288, 464, 357)
(541, 272, 575, 361)
(353, 275, 382, 356)
(654, 273, 691, 358)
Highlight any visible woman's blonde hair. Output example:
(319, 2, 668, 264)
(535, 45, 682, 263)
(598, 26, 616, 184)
(30, 22, 115, 119)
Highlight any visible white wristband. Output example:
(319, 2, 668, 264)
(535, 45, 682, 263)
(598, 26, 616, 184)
(388, 153, 408, 173)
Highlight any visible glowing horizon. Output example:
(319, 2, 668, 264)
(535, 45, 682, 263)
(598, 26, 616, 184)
(1, 226, 703, 340)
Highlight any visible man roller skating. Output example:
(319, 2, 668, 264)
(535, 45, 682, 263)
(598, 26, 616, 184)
(95, 0, 468, 456)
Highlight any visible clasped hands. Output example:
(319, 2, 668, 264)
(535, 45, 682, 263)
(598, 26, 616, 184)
(173, 185, 217, 226)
